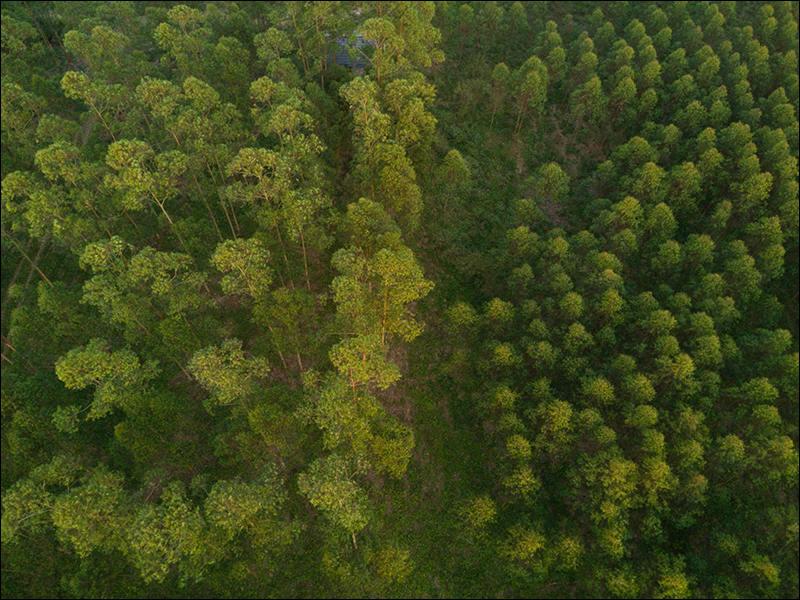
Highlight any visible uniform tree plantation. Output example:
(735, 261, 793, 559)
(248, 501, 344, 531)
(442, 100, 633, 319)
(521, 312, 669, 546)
(1, 1, 798, 598)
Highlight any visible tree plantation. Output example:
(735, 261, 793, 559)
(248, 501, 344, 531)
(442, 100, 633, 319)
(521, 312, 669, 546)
(1, 1, 798, 598)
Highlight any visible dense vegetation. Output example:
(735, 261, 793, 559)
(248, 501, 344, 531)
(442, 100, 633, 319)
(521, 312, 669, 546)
(1, 1, 798, 598)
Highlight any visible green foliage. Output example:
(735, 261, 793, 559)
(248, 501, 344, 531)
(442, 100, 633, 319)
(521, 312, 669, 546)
(329, 335, 400, 390)
(298, 454, 370, 537)
(460, 495, 497, 537)
(211, 238, 272, 299)
(1, 2, 798, 598)
(55, 339, 158, 419)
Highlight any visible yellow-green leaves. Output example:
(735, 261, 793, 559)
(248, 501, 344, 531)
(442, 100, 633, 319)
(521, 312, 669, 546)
(79, 239, 208, 344)
(211, 238, 272, 299)
(189, 339, 270, 409)
(52, 467, 129, 558)
(205, 469, 286, 543)
(331, 212, 433, 346)
(55, 339, 158, 420)
(329, 335, 400, 390)
(461, 495, 497, 538)
(298, 454, 370, 536)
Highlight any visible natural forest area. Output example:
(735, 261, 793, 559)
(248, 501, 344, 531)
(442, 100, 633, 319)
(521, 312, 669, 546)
(1, 1, 798, 598)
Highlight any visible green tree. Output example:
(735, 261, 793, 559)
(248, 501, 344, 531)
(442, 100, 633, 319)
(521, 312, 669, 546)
(298, 453, 370, 548)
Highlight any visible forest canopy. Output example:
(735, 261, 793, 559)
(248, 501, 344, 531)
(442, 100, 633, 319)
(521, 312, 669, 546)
(1, 1, 798, 598)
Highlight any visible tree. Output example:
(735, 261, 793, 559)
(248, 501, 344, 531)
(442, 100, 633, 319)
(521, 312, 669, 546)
(61, 71, 128, 141)
(298, 453, 370, 548)
(437, 149, 471, 212)
(569, 75, 607, 137)
(189, 339, 270, 410)
(153, 4, 214, 81)
(488, 62, 510, 133)
(204, 468, 292, 547)
(105, 140, 190, 248)
(214, 36, 249, 103)
(329, 335, 400, 391)
(609, 76, 637, 128)
(78, 238, 208, 357)
(124, 482, 211, 584)
(360, 2, 443, 85)
(512, 56, 549, 135)
(455, 4, 474, 60)
(55, 338, 158, 420)
(63, 25, 144, 87)
(331, 198, 433, 349)
(211, 238, 272, 301)
(460, 495, 497, 538)
(529, 162, 569, 208)
(51, 467, 130, 558)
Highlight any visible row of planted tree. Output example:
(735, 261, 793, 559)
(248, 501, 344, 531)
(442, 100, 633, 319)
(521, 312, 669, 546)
(434, 1, 798, 598)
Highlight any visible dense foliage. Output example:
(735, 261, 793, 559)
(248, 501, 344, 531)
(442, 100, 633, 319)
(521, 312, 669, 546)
(1, 1, 798, 598)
